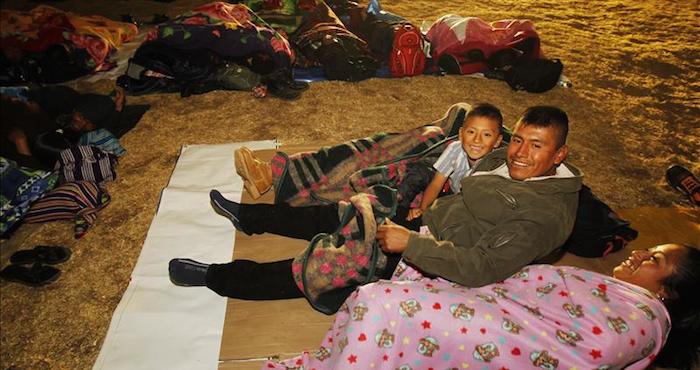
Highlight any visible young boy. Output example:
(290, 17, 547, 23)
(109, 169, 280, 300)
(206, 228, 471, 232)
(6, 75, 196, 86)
(406, 103, 503, 221)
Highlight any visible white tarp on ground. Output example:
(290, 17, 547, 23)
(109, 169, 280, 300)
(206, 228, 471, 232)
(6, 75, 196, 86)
(93, 140, 277, 370)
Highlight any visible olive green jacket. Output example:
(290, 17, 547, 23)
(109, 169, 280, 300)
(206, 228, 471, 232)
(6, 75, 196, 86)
(402, 148, 582, 287)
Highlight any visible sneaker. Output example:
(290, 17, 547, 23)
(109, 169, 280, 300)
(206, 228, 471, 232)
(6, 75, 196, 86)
(666, 165, 700, 206)
(210, 190, 243, 231)
(168, 258, 209, 287)
(234, 147, 273, 199)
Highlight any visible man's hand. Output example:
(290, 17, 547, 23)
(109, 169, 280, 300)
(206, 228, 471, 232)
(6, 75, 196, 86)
(376, 219, 410, 253)
(406, 208, 423, 221)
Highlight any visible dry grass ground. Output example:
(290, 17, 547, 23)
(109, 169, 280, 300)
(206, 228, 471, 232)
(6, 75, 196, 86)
(0, 0, 698, 369)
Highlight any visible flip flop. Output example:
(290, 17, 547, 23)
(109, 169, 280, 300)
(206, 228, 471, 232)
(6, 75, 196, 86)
(0, 263, 61, 287)
(666, 165, 700, 206)
(9, 245, 71, 265)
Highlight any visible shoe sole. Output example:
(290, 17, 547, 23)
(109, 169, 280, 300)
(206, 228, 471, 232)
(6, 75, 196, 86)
(666, 165, 700, 205)
(234, 148, 263, 199)
(168, 259, 208, 287)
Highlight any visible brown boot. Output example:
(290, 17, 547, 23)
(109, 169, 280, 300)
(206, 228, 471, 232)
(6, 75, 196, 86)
(234, 147, 273, 199)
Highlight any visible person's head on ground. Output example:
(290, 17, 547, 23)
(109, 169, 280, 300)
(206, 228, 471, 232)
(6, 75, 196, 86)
(62, 94, 116, 133)
(614, 243, 700, 370)
(506, 105, 569, 180)
(459, 103, 503, 165)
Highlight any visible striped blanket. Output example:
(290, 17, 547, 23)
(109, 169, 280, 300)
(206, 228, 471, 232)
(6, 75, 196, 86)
(24, 180, 110, 239)
(272, 102, 471, 206)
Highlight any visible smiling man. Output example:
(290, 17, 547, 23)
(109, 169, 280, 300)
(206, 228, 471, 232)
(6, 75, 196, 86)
(170, 106, 582, 304)
(379, 105, 581, 287)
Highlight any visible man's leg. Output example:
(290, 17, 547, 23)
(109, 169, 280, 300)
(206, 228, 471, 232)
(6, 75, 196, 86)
(206, 259, 302, 299)
(169, 258, 302, 299)
(210, 190, 340, 240)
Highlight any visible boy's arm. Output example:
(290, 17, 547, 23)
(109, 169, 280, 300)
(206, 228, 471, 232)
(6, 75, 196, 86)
(419, 172, 448, 211)
(407, 172, 448, 220)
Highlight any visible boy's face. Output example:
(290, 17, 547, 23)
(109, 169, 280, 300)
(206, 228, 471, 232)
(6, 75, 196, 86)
(459, 116, 503, 161)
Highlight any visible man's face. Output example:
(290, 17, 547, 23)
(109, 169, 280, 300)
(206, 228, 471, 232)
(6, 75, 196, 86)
(506, 123, 567, 180)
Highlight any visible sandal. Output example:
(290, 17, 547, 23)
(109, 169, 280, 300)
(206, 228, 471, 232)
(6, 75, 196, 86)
(9, 245, 72, 265)
(666, 165, 700, 206)
(0, 263, 61, 287)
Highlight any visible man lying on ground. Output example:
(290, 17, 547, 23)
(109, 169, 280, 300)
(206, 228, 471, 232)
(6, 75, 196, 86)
(169, 106, 581, 313)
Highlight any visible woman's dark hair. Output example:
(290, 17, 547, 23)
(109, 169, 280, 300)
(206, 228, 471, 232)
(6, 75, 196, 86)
(654, 244, 700, 370)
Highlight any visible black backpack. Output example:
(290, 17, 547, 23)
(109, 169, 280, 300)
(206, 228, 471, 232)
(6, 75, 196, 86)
(564, 185, 638, 258)
(504, 58, 563, 93)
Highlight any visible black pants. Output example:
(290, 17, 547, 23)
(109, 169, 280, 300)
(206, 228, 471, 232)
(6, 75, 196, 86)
(205, 203, 418, 300)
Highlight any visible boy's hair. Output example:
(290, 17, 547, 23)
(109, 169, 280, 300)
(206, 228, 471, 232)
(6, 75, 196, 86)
(465, 103, 503, 128)
(516, 106, 569, 148)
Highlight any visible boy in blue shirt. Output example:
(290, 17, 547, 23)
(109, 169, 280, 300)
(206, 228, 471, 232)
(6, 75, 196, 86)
(407, 103, 503, 221)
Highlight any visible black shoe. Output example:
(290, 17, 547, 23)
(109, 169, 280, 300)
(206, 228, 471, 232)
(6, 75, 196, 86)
(666, 165, 700, 206)
(0, 263, 61, 287)
(209, 190, 243, 231)
(120, 14, 142, 26)
(10, 245, 71, 265)
(287, 78, 310, 91)
(168, 258, 209, 287)
(267, 80, 302, 100)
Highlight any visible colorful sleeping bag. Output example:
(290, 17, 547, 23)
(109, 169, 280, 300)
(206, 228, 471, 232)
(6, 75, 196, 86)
(146, 2, 293, 72)
(265, 263, 669, 370)
(0, 5, 137, 82)
(120, 2, 293, 96)
(0, 157, 58, 237)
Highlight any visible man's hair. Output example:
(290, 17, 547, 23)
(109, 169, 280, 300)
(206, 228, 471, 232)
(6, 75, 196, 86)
(516, 106, 569, 148)
(465, 103, 503, 129)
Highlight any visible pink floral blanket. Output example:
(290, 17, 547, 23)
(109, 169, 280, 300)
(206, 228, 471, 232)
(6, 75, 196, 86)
(265, 263, 669, 369)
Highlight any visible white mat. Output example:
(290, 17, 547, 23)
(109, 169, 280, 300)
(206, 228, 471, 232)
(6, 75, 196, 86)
(93, 140, 277, 370)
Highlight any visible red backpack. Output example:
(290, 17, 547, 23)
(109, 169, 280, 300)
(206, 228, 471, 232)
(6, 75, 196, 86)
(389, 23, 426, 77)
(360, 11, 427, 78)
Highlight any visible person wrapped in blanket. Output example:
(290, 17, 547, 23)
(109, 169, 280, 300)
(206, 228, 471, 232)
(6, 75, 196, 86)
(0, 5, 138, 84)
(225, 102, 498, 213)
(118, 2, 309, 100)
(234, 0, 379, 82)
(263, 243, 700, 370)
(0, 85, 145, 170)
(169, 106, 582, 313)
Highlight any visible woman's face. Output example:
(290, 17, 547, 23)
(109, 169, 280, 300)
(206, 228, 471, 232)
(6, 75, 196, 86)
(613, 244, 687, 297)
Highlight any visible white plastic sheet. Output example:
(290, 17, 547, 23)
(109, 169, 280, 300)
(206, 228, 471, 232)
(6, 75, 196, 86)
(93, 141, 277, 370)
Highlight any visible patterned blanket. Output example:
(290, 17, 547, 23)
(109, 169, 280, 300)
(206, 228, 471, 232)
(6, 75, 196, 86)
(292, 185, 397, 314)
(272, 102, 471, 206)
(1, 5, 137, 72)
(266, 263, 669, 370)
(146, 2, 294, 71)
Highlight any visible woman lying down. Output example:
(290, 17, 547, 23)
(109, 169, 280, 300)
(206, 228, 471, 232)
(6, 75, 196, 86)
(264, 243, 700, 370)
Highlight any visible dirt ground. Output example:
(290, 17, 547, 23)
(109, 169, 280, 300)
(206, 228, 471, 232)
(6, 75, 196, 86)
(0, 0, 698, 369)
